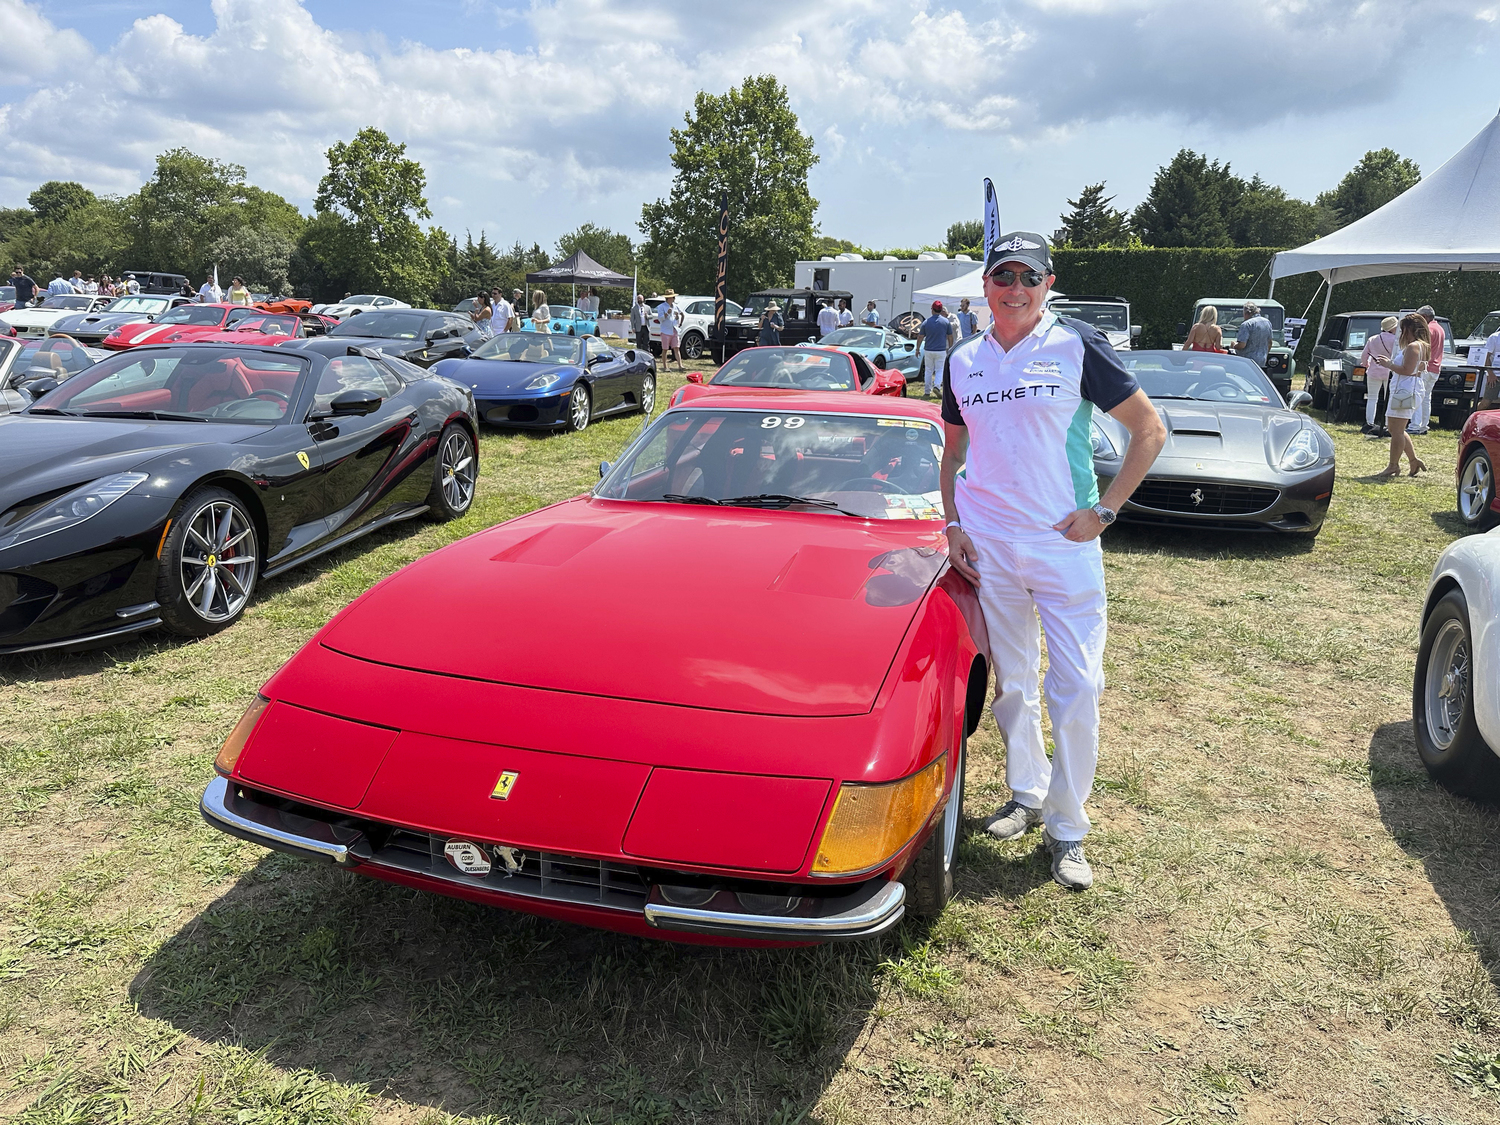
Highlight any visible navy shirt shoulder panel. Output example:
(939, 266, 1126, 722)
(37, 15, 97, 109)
(1057, 316, 1139, 412)
(941, 331, 989, 425)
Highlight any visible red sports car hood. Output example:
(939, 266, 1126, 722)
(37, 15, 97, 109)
(320, 498, 948, 716)
(107, 320, 224, 346)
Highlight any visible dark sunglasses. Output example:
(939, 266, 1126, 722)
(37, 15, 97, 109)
(988, 269, 1048, 288)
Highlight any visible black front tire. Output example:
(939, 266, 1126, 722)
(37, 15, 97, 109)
(156, 486, 259, 638)
(1413, 589, 1500, 798)
(1310, 377, 1329, 411)
(902, 734, 966, 918)
(1458, 448, 1497, 530)
(426, 423, 476, 521)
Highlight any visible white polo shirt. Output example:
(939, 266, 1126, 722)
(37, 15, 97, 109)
(942, 313, 1138, 540)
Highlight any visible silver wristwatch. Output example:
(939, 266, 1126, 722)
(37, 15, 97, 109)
(1092, 503, 1117, 526)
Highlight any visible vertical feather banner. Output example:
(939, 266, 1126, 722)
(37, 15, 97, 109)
(983, 178, 1001, 258)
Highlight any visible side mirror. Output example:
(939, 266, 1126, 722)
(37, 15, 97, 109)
(624, 349, 636, 362)
(599, 461, 611, 478)
(19, 376, 58, 399)
(329, 388, 383, 416)
(587, 354, 607, 367)
(686, 372, 704, 384)
(1130, 325, 1142, 339)
(1176, 322, 1188, 339)
(1288, 391, 1313, 409)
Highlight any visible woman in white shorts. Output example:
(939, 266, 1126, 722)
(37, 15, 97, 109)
(1375, 312, 1429, 477)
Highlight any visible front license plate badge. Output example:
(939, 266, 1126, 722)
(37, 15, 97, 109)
(444, 839, 492, 876)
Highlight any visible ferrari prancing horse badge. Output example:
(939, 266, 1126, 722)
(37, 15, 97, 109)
(490, 770, 518, 800)
(296, 451, 310, 470)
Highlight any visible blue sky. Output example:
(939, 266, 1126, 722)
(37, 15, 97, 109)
(2, 0, 1497, 257)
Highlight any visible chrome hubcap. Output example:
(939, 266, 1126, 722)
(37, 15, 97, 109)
(641, 375, 656, 414)
(180, 500, 256, 623)
(440, 431, 475, 511)
(570, 386, 589, 429)
(1460, 456, 1492, 521)
(1425, 619, 1469, 751)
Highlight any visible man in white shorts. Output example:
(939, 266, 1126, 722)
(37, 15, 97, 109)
(940, 232, 1165, 889)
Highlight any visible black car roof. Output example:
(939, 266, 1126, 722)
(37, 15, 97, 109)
(282, 336, 409, 357)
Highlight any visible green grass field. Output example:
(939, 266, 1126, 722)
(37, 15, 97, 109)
(1, 370, 1497, 1124)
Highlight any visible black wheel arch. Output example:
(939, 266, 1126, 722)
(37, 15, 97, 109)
(964, 655, 989, 736)
(1422, 575, 1462, 629)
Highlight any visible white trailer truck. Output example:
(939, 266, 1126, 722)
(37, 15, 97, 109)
(794, 253, 982, 329)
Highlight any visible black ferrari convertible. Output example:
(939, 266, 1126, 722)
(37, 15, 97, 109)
(0, 339, 478, 654)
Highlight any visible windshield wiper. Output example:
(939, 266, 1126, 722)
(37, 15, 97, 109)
(660, 493, 722, 505)
(27, 407, 81, 416)
(721, 493, 865, 516)
(80, 409, 207, 422)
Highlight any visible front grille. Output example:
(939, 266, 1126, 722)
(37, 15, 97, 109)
(1130, 479, 1280, 515)
(373, 828, 650, 913)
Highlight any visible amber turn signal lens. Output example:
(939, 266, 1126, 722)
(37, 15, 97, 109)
(812, 753, 948, 876)
(214, 694, 270, 776)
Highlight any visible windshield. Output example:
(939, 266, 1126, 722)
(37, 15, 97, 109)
(39, 295, 93, 311)
(103, 296, 170, 315)
(158, 305, 229, 327)
(13, 337, 95, 380)
(36, 348, 308, 422)
(471, 332, 583, 364)
(1121, 352, 1280, 405)
(1200, 303, 1285, 339)
(224, 310, 298, 336)
(1471, 313, 1500, 340)
(1051, 302, 1128, 332)
(341, 295, 379, 305)
(819, 328, 883, 348)
(1343, 316, 1388, 350)
(596, 408, 944, 520)
(330, 311, 427, 340)
(711, 348, 857, 390)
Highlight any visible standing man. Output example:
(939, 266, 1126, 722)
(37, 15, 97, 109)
(1480, 317, 1500, 411)
(124, 273, 140, 295)
(1231, 302, 1272, 370)
(861, 300, 881, 327)
(1412, 305, 1443, 435)
(511, 290, 524, 330)
(491, 288, 513, 337)
(940, 231, 1165, 890)
(657, 290, 684, 370)
(837, 298, 854, 328)
(630, 292, 652, 353)
(1358, 316, 1399, 436)
(956, 297, 980, 338)
(915, 300, 955, 397)
(69, 270, 86, 292)
(816, 299, 838, 340)
(47, 272, 73, 297)
(11, 267, 36, 308)
(198, 275, 221, 303)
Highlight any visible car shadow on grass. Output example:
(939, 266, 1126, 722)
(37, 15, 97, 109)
(1105, 522, 1317, 560)
(1429, 510, 1475, 537)
(1367, 720, 1500, 1002)
(130, 851, 955, 1122)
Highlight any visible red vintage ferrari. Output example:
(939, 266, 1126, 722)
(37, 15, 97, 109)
(1457, 407, 1500, 529)
(668, 346, 907, 409)
(201, 391, 988, 944)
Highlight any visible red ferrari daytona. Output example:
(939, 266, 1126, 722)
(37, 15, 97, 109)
(202, 390, 988, 944)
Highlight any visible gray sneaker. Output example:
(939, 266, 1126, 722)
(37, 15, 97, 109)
(1042, 831, 1093, 890)
(983, 800, 1042, 841)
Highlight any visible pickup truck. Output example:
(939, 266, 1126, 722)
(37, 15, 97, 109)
(1309, 311, 1482, 428)
(1177, 298, 1294, 399)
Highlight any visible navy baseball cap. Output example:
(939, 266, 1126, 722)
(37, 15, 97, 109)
(984, 232, 1053, 276)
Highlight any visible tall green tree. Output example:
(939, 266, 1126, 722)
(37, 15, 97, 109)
(1228, 176, 1333, 247)
(28, 181, 95, 225)
(1317, 148, 1421, 228)
(1132, 151, 1233, 247)
(1054, 183, 1130, 248)
(556, 223, 635, 275)
(639, 75, 818, 297)
(946, 220, 982, 254)
(308, 127, 445, 304)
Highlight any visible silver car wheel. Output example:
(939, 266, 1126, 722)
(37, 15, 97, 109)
(440, 429, 476, 511)
(569, 384, 590, 431)
(1459, 454, 1492, 522)
(640, 374, 656, 415)
(179, 499, 257, 624)
(1425, 618, 1469, 752)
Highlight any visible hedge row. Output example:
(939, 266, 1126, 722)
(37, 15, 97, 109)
(1051, 248, 1500, 359)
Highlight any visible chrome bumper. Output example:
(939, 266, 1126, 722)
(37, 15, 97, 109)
(644, 880, 905, 942)
(200, 775, 370, 865)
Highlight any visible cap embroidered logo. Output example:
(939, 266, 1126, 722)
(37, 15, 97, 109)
(1005, 236, 1041, 251)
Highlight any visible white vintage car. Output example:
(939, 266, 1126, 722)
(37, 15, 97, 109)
(1414, 527, 1500, 796)
(1, 293, 113, 338)
(312, 294, 410, 319)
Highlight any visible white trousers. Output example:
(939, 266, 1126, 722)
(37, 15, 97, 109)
(969, 531, 1107, 841)
(1365, 373, 1388, 427)
(923, 349, 946, 394)
(1413, 372, 1439, 429)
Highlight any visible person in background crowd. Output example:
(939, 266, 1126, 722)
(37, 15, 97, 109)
(124, 274, 140, 295)
(227, 277, 251, 305)
(837, 298, 854, 328)
(491, 288, 513, 337)
(757, 300, 784, 345)
(816, 299, 838, 340)
(198, 276, 221, 303)
(470, 293, 493, 338)
(941, 230, 1166, 892)
(657, 290, 684, 369)
(578, 287, 599, 317)
(47, 273, 73, 296)
(68, 270, 83, 292)
(1231, 302, 1271, 368)
(1374, 313, 1429, 477)
(956, 297, 980, 338)
(83, 275, 99, 294)
(630, 292, 652, 353)
(98, 274, 113, 297)
(512, 290, 524, 329)
(178, 280, 194, 298)
(1479, 317, 1500, 410)
(861, 300, 881, 327)
(11, 267, 36, 307)
(1184, 306, 1224, 352)
(1358, 315, 1399, 436)
(532, 289, 551, 332)
(915, 299, 954, 396)
(1411, 305, 1443, 435)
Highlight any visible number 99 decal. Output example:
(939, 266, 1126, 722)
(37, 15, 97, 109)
(761, 416, 806, 429)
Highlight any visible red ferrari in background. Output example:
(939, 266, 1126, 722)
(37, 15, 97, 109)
(1457, 407, 1500, 529)
(195, 312, 303, 345)
(102, 302, 242, 349)
(669, 346, 907, 408)
(203, 391, 987, 944)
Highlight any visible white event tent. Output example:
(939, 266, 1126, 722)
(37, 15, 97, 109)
(1269, 110, 1500, 339)
(913, 268, 985, 305)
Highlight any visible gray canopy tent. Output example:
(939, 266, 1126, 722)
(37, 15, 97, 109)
(1269, 110, 1500, 342)
(524, 250, 634, 314)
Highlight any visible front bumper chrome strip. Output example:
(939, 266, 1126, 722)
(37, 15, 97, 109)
(644, 879, 906, 942)
(200, 775, 369, 865)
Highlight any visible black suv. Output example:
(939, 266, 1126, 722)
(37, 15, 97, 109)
(1309, 311, 1481, 428)
(121, 270, 191, 295)
(716, 289, 854, 357)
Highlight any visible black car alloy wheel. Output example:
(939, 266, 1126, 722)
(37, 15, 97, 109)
(427, 424, 476, 521)
(680, 332, 704, 359)
(566, 383, 591, 432)
(157, 486, 259, 637)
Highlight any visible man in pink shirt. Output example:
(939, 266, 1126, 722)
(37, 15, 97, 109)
(1412, 305, 1444, 434)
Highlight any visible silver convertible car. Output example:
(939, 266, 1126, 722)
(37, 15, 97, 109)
(1092, 351, 1334, 537)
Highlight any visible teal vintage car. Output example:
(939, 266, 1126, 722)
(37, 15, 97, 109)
(522, 304, 599, 337)
(797, 326, 920, 381)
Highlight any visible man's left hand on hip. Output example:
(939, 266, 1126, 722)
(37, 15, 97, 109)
(1053, 508, 1105, 542)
